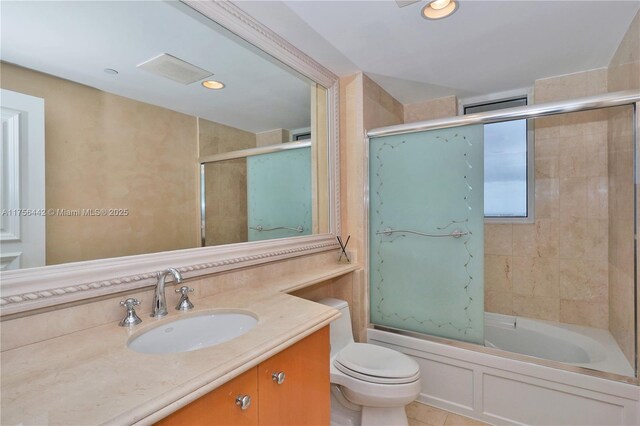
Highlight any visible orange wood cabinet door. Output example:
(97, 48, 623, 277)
(155, 367, 258, 426)
(257, 327, 330, 426)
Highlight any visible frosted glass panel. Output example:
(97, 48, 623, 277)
(247, 147, 311, 241)
(369, 125, 484, 344)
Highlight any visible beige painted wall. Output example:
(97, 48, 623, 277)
(0, 62, 200, 265)
(607, 11, 639, 367)
(486, 68, 610, 328)
(199, 118, 256, 246)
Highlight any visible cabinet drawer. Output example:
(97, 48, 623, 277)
(258, 327, 330, 426)
(155, 367, 258, 426)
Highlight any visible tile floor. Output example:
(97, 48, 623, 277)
(406, 401, 491, 426)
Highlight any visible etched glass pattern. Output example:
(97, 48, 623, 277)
(247, 147, 311, 241)
(369, 125, 485, 344)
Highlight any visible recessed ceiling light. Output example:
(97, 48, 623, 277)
(103, 68, 119, 75)
(421, 0, 458, 20)
(201, 80, 225, 90)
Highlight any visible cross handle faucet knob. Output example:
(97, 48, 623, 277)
(175, 286, 195, 311)
(119, 298, 142, 327)
(175, 286, 194, 296)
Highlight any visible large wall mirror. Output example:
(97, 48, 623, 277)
(0, 1, 339, 314)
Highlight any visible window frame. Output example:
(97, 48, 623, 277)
(458, 88, 535, 224)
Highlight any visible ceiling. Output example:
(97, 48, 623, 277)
(1, 1, 312, 133)
(237, 0, 639, 104)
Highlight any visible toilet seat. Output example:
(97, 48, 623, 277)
(334, 343, 420, 384)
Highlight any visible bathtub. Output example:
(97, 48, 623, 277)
(484, 312, 634, 377)
(369, 314, 640, 425)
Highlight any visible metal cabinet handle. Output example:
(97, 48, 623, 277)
(272, 371, 286, 385)
(235, 395, 251, 410)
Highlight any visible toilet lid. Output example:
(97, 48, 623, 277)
(335, 343, 420, 384)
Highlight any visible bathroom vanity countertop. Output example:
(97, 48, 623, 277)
(0, 263, 358, 425)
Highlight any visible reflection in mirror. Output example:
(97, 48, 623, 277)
(0, 1, 329, 270)
(202, 143, 314, 247)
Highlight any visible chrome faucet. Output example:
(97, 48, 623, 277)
(151, 267, 183, 318)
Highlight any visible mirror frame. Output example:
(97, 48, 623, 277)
(0, 0, 340, 316)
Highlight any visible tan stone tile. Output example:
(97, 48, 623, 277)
(559, 258, 608, 303)
(485, 255, 512, 292)
(586, 151, 607, 178)
(535, 71, 588, 103)
(558, 218, 587, 259)
(584, 219, 608, 261)
(512, 256, 559, 298)
(586, 177, 608, 219)
(558, 151, 587, 178)
(404, 96, 457, 122)
(406, 402, 448, 426)
(560, 300, 609, 329)
(535, 157, 558, 179)
(512, 224, 535, 257)
(609, 62, 640, 92)
(485, 291, 513, 315)
(534, 219, 559, 258)
(484, 224, 512, 256)
(609, 265, 635, 365)
(586, 68, 608, 95)
(513, 295, 560, 321)
(444, 413, 490, 426)
(535, 178, 559, 219)
(584, 131, 608, 155)
(559, 177, 587, 219)
(409, 418, 434, 426)
(534, 135, 560, 158)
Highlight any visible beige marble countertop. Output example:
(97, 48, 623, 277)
(1, 264, 357, 425)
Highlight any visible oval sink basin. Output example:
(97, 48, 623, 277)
(127, 311, 258, 354)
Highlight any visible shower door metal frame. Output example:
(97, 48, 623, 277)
(364, 90, 640, 384)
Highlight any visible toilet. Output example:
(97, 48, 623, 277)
(318, 298, 421, 426)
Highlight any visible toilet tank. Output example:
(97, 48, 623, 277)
(317, 298, 354, 358)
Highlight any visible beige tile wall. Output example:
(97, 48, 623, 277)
(199, 118, 257, 246)
(363, 74, 404, 130)
(341, 73, 405, 263)
(255, 128, 290, 147)
(339, 73, 404, 340)
(404, 95, 458, 122)
(486, 69, 610, 328)
(0, 62, 201, 265)
(607, 11, 639, 367)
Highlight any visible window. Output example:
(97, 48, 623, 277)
(461, 92, 533, 221)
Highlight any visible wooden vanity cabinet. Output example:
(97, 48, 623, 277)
(258, 326, 330, 426)
(155, 368, 258, 426)
(155, 327, 329, 426)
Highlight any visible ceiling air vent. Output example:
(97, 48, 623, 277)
(395, 0, 420, 7)
(137, 53, 213, 85)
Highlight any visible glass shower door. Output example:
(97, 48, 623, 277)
(247, 147, 312, 241)
(369, 125, 485, 344)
